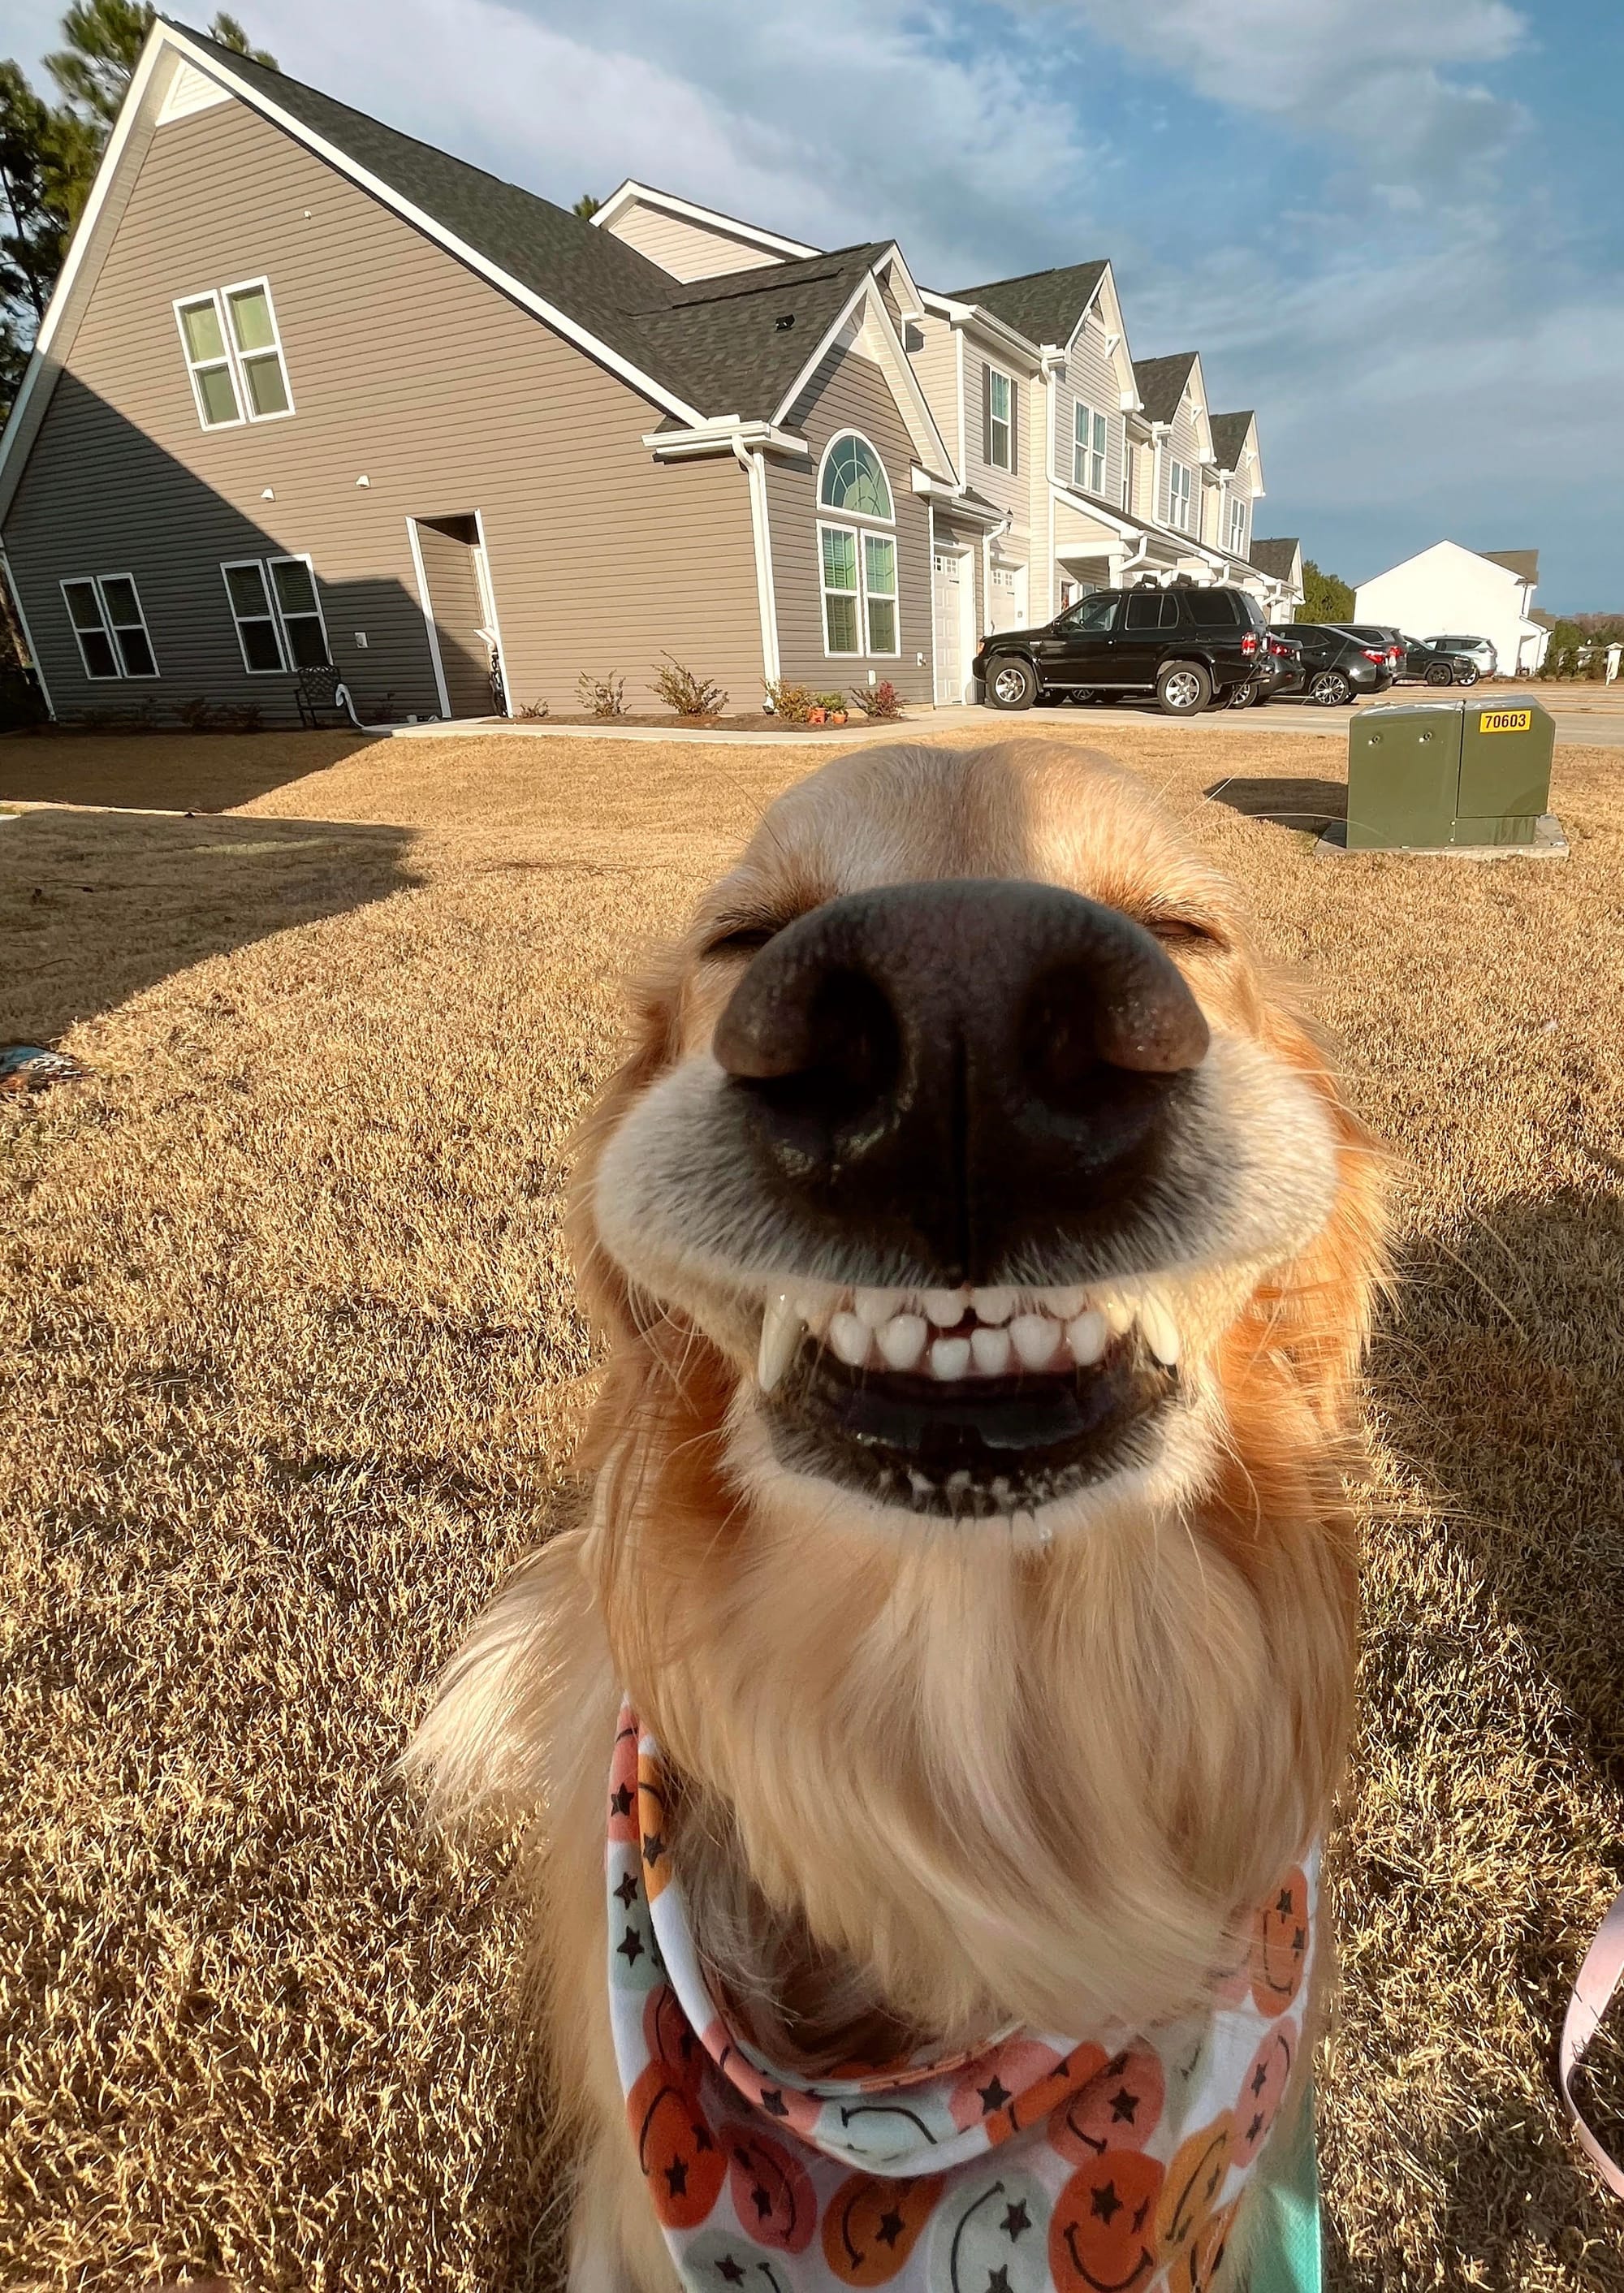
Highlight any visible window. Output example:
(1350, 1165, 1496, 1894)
(863, 533, 897, 653)
(820, 526, 860, 654)
(1073, 403, 1107, 494)
(175, 277, 292, 428)
(987, 368, 1013, 470)
(1228, 498, 1246, 555)
(222, 554, 330, 672)
(1167, 459, 1193, 532)
(819, 525, 900, 656)
(1058, 591, 1118, 634)
(1186, 590, 1240, 628)
(1124, 590, 1177, 631)
(819, 433, 892, 520)
(61, 573, 158, 679)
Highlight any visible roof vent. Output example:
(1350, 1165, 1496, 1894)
(775, 313, 795, 330)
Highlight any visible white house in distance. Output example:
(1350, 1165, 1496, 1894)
(1354, 542, 1549, 676)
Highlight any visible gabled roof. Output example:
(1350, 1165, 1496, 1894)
(1132, 352, 1199, 425)
(593, 179, 820, 263)
(628, 245, 896, 422)
(1250, 537, 1302, 581)
(1208, 411, 1255, 469)
(948, 259, 1108, 348)
(1485, 548, 1539, 583)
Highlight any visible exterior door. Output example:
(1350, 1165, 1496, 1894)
(932, 550, 967, 704)
(412, 513, 500, 718)
(988, 562, 1027, 634)
(1109, 588, 1178, 685)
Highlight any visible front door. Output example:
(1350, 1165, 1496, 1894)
(1030, 589, 1120, 686)
(412, 513, 501, 719)
(988, 562, 1027, 634)
(932, 550, 973, 704)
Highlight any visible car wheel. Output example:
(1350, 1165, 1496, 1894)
(1454, 663, 1479, 687)
(1155, 660, 1212, 717)
(1228, 681, 1260, 710)
(1309, 670, 1352, 706)
(1425, 662, 1453, 686)
(987, 657, 1037, 710)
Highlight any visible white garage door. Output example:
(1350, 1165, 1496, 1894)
(989, 561, 1028, 634)
(932, 550, 973, 704)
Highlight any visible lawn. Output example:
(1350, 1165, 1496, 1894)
(2, 719, 1623, 2291)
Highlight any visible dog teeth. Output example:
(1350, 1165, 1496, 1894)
(930, 1336, 972, 1380)
(795, 1288, 835, 1337)
(1038, 1285, 1088, 1320)
(1066, 1307, 1108, 1367)
(970, 1325, 1013, 1377)
(922, 1287, 970, 1327)
(853, 1286, 903, 1328)
(1009, 1313, 1061, 1371)
(1096, 1288, 1134, 1337)
(1140, 1293, 1180, 1367)
(828, 1311, 871, 1367)
(875, 1312, 927, 1371)
(758, 1291, 803, 1393)
(970, 1285, 1016, 1325)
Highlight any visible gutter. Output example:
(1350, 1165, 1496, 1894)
(644, 418, 810, 461)
(732, 436, 781, 692)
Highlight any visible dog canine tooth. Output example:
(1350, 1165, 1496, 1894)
(1140, 1293, 1181, 1367)
(758, 1291, 803, 1392)
(1097, 1288, 1135, 1337)
(922, 1287, 970, 1327)
(1066, 1307, 1109, 1367)
(828, 1311, 872, 1368)
(970, 1285, 1016, 1325)
(854, 1286, 904, 1328)
(1009, 1313, 1060, 1371)
(875, 1312, 928, 1371)
(970, 1324, 1013, 1377)
(1038, 1285, 1087, 1319)
(930, 1335, 972, 1380)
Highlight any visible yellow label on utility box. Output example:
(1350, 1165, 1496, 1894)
(1479, 708, 1531, 734)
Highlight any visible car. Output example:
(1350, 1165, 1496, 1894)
(1393, 633, 1479, 687)
(1285, 624, 1396, 706)
(973, 582, 1268, 717)
(1424, 633, 1498, 677)
(1339, 624, 1405, 677)
(1255, 628, 1305, 702)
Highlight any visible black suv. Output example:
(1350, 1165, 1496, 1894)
(1289, 625, 1396, 706)
(974, 584, 1268, 717)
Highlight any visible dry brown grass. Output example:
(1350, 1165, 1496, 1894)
(2, 718, 1623, 2290)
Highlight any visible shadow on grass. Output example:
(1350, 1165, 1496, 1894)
(1, 803, 419, 1041)
(1204, 775, 1348, 833)
(0, 728, 382, 814)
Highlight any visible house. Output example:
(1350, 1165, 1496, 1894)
(1247, 538, 1304, 624)
(0, 17, 1302, 728)
(1354, 542, 1548, 676)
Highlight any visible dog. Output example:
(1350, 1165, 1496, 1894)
(412, 739, 1384, 2292)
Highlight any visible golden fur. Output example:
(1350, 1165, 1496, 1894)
(409, 741, 1385, 2290)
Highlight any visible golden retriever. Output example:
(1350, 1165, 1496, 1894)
(412, 739, 1384, 2292)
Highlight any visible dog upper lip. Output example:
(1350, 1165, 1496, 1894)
(756, 1281, 1178, 1393)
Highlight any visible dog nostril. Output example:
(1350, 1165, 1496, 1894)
(1021, 955, 1209, 1110)
(718, 963, 901, 1139)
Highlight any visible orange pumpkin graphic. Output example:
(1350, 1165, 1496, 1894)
(1232, 2019, 1297, 2168)
(608, 1725, 641, 1846)
(626, 2059, 726, 2230)
(1155, 2114, 1233, 2275)
(956, 2040, 1112, 2147)
(719, 2121, 818, 2253)
(1250, 1866, 1310, 2016)
(821, 2170, 945, 2284)
(1048, 2149, 1163, 2293)
(1168, 2196, 1238, 2293)
(1047, 2046, 1165, 2163)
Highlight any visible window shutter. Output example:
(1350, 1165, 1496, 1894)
(1009, 379, 1018, 476)
(982, 363, 992, 465)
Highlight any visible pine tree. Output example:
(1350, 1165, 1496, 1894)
(1298, 559, 1354, 623)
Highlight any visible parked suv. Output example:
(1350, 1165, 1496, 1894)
(1289, 625, 1396, 705)
(1394, 633, 1479, 687)
(1424, 633, 1497, 677)
(974, 583, 1268, 717)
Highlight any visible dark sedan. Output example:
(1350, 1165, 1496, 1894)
(1287, 624, 1396, 705)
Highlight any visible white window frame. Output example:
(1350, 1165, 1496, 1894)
(816, 430, 895, 524)
(988, 367, 1013, 471)
(220, 552, 330, 674)
(1168, 458, 1193, 533)
(861, 529, 899, 657)
(60, 572, 159, 680)
(818, 520, 901, 660)
(174, 274, 295, 431)
(1073, 401, 1107, 494)
(1229, 497, 1247, 555)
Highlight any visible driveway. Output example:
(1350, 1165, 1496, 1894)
(931, 684, 1624, 748)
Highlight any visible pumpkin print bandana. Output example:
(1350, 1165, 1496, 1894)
(607, 1707, 1317, 2292)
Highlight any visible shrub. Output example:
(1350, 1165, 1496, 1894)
(516, 697, 551, 720)
(576, 671, 626, 719)
(653, 655, 728, 719)
(764, 680, 816, 723)
(815, 691, 846, 714)
(849, 680, 902, 720)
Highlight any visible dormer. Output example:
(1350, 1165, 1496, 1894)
(592, 180, 819, 283)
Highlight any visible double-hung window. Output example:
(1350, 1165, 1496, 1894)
(1073, 403, 1108, 494)
(818, 431, 900, 658)
(1229, 497, 1247, 555)
(176, 278, 292, 428)
(1167, 459, 1193, 533)
(62, 573, 158, 679)
(987, 369, 1013, 471)
(222, 555, 330, 672)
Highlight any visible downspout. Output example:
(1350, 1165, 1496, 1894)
(733, 437, 780, 696)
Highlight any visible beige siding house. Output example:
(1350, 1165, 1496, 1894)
(0, 19, 1302, 728)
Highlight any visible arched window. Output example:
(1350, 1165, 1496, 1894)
(818, 433, 893, 523)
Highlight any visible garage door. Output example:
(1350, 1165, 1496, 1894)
(932, 550, 971, 704)
(989, 562, 1028, 635)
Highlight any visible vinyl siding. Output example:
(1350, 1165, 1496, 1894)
(767, 344, 932, 704)
(1053, 311, 1122, 508)
(965, 340, 1030, 533)
(3, 97, 764, 723)
(1160, 391, 1205, 537)
(1053, 498, 1121, 564)
(906, 312, 961, 482)
(599, 201, 784, 283)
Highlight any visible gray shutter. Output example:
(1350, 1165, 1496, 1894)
(1009, 379, 1018, 477)
(982, 363, 992, 465)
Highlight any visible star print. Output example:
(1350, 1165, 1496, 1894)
(693, 2123, 714, 2152)
(986, 2269, 1013, 2293)
(1249, 2112, 1265, 2144)
(615, 1925, 644, 1964)
(610, 1784, 634, 1818)
(876, 2210, 906, 2248)
(1091, 2180, 1123, 2225)
(1292, 1925, 1307, 1956)
(1000, 2201, 1031, 2242)
(643, 1831, 667, 1867)
(614, 1872, 639, 1907)
(1276, 1888, 1295, 1917)
(751, 2183, 772, 2219)
(663, 2157, 689, 2196)
(1250, 2062, 1269, 2098)
(760, 2088, 790, 2118)
(978, 2075, 1013, 2114)
(716, 2261, 745, 2287)
(1109, 2086, 1138, 2123)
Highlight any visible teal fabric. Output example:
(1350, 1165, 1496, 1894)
(1249, 2083, 1323, 2293)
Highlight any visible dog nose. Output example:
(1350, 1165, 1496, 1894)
(712, 879, 1209, 1282)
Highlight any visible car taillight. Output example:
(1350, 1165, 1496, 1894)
(1240, 632, 1257, 654)
(1268, 637, 1288, 656)
(1362, 648, 1385, 663)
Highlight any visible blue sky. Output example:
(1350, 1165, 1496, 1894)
(12, 0, 1622, 606)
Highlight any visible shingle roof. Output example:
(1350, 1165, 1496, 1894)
(169, 24, 880, 421)
(948, 260, 1108, 348)
(1250, 537, 1301, 581)
(1132, 352, 1199, 424)
(1485, 548, 1539, 583)
(1208, 411, 1254, 469)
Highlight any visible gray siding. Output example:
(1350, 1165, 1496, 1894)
(4, 97, 765, 723)
(767, 344, 932, 705)
(601, 201, 783, 283)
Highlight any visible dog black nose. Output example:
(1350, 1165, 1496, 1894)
(712, 878, 1209, 1282)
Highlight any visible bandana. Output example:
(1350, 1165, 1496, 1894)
(607, 1706, 1317, 2292)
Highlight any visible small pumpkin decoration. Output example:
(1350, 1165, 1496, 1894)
(807, 706, 827, 725)
(1154, 2114, 1233, 2278)
(1047, 2046, 1165, 2163)
(719, 2120, 818, 2252)
(1249, 1866, 1310, 2016)
(1231, 2019, 1297, 2168)
(626, 2058, 727, 2230)
(821, 2170, 946, 2285)
(1048, 2149, 1163, 2293)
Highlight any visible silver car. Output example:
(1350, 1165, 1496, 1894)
(1424, 633, 1498, 676)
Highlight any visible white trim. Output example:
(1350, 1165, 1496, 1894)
(1, 550, 54, 718)
(642, 417, 807, 460)
(770, 274, 955, 479)
(734, 441, 781, 690)
(816, 428, 895, 525)
(1072, 399, 1108, 494)
(816, 519, 899, 661)
(157, 56, 231, 123)
(266, 551, 330, 667)
(955, 327, 967, 486)
(221, 557, 288, 673)
(987, 364, 1013, 472)
(222, 274, 295, 422)
(405, 519, 452, 719)
(590, 179, 819, 262)
(469, 509, 512, 717)
(1167, 457, 1194, 533)
(60, 570, 159, 680)
(173, 274, 294, 430)
(174, 288, 244, 427)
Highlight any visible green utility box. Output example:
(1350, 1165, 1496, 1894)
(1345, 697, 1555, 851)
